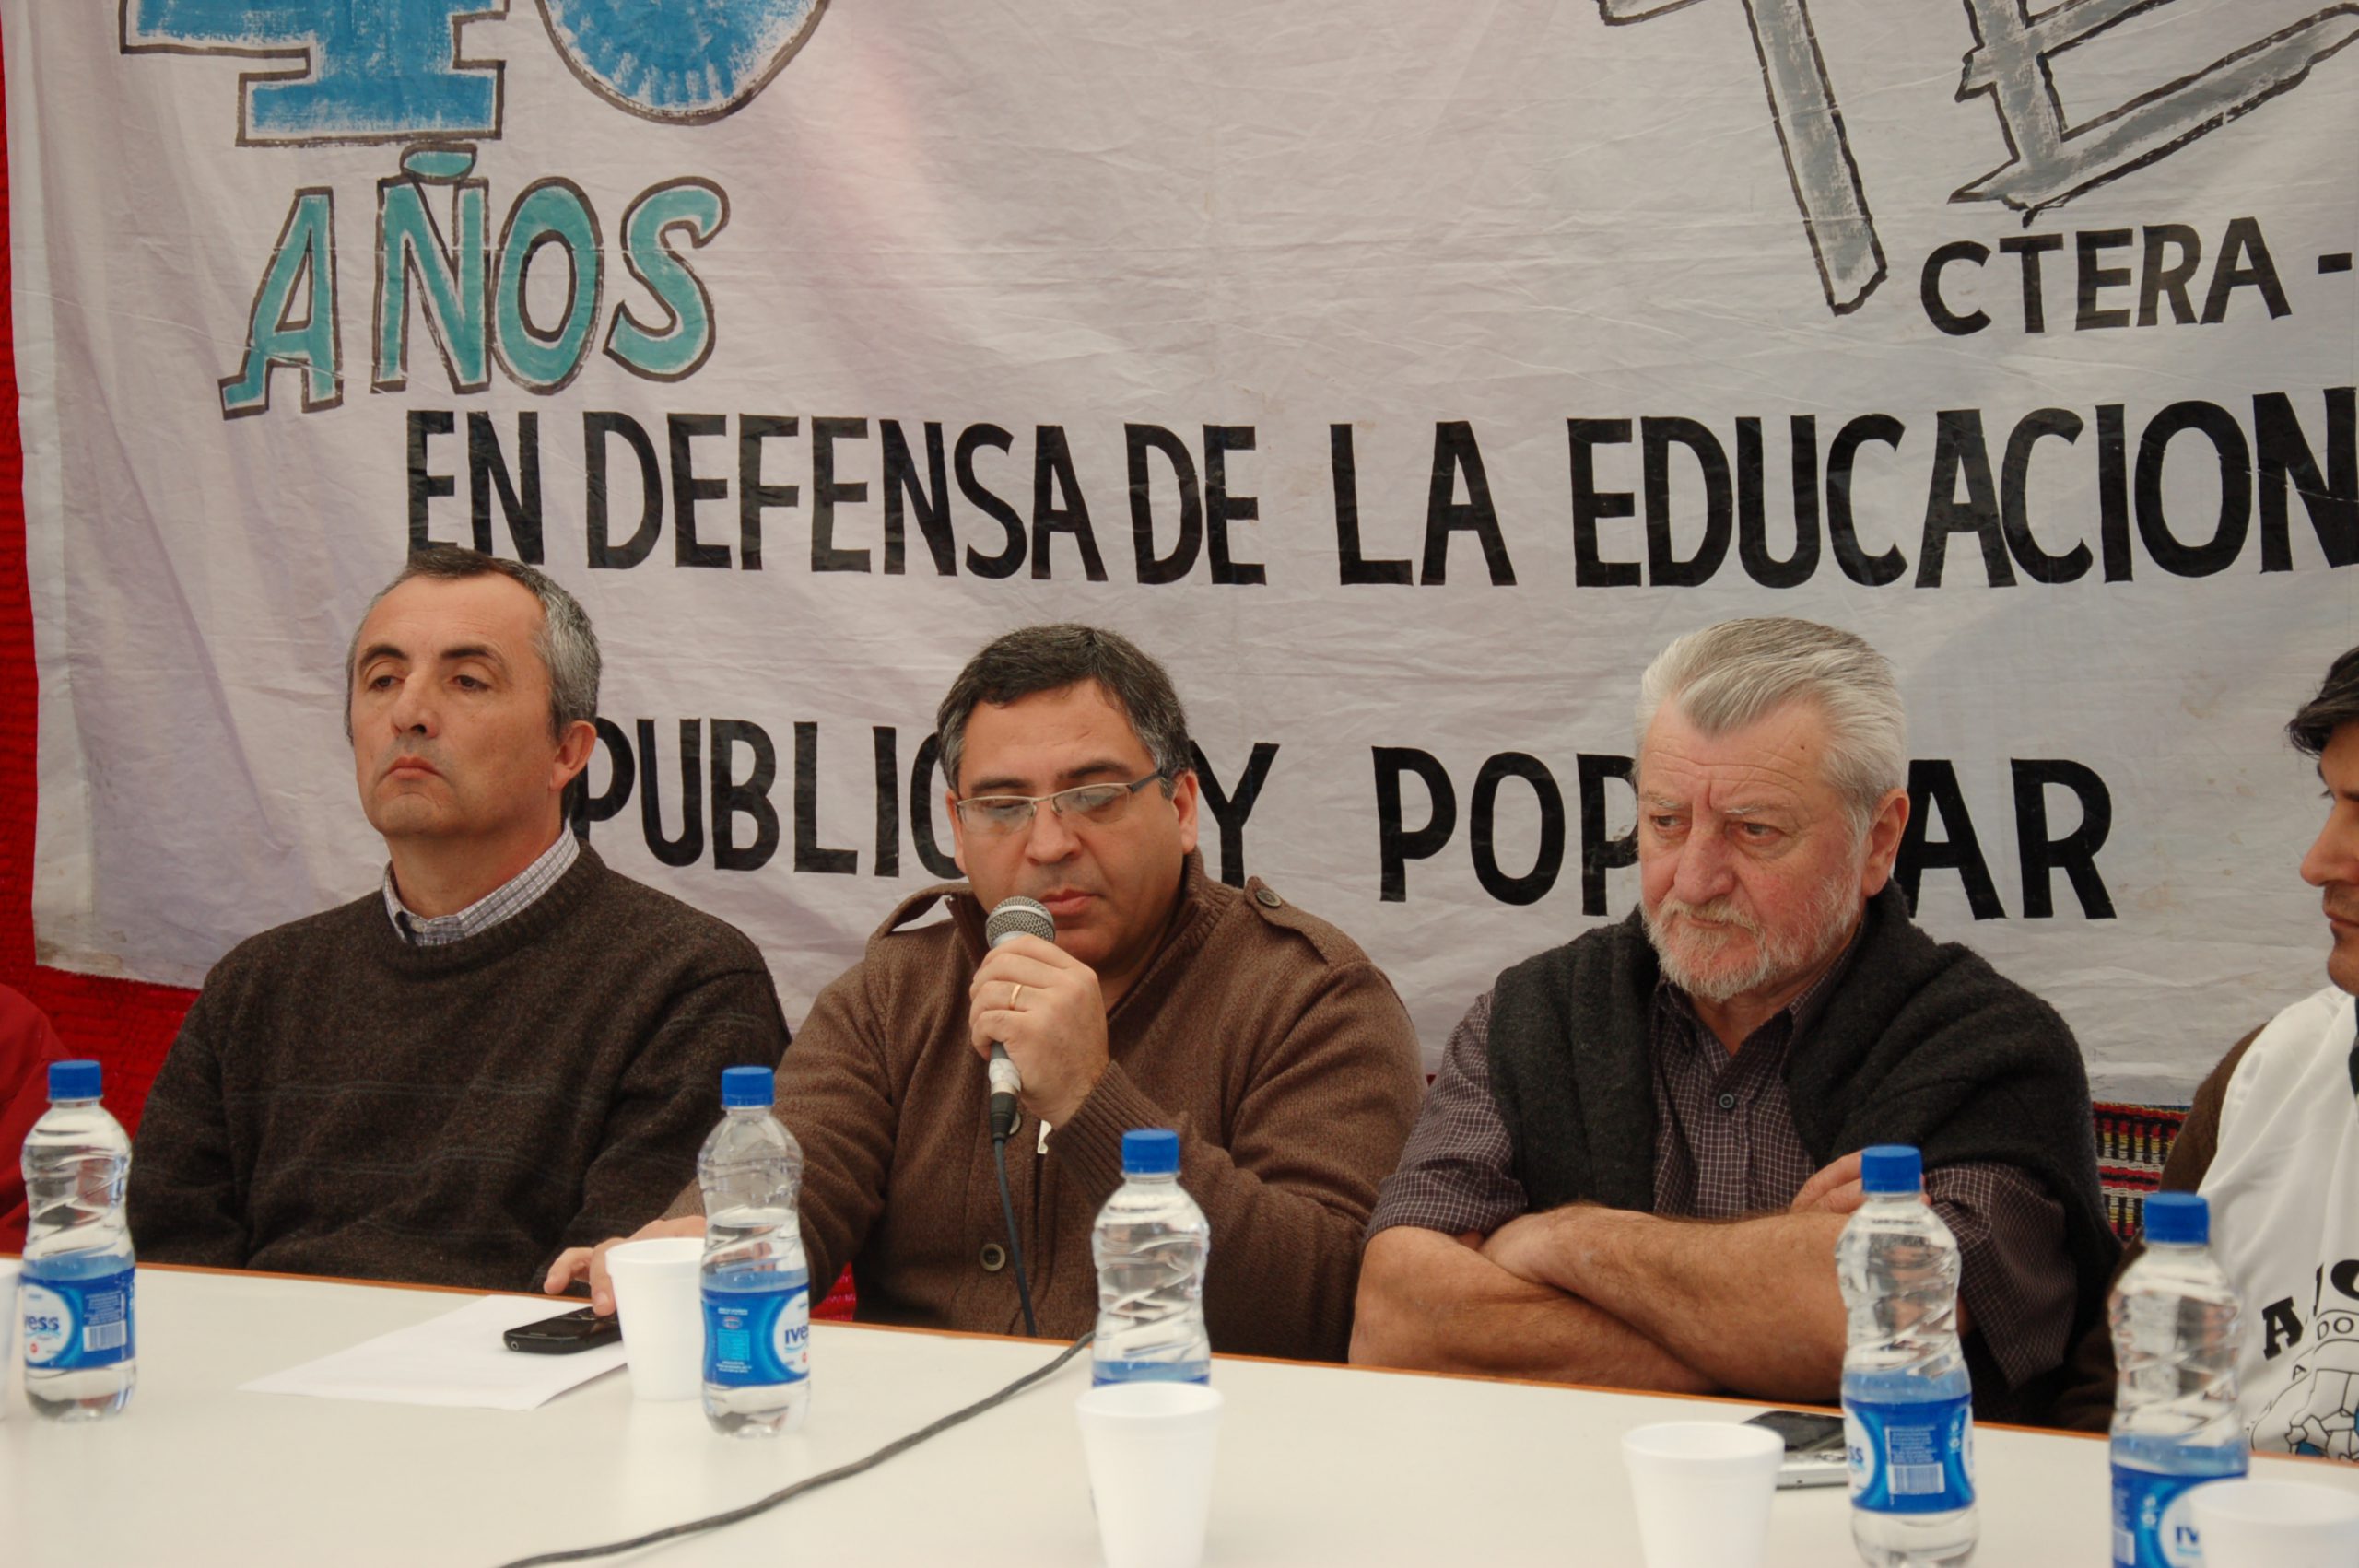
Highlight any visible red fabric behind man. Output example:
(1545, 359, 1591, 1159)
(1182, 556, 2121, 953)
(0, 36, 198, 1153)
(0, 982, 68, 1248)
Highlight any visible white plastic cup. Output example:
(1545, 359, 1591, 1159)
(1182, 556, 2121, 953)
(1074, 1381, 1224, 1568)
(1620, 1420, 1783, 1568)
(605, 1236, 706, 1402)
(2188, 1477, 2359, 1568)
(0, 1257, 18, 1422)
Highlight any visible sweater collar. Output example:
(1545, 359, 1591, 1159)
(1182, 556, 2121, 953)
(361, 841, 609, 974)
(381, 827, 581, 945)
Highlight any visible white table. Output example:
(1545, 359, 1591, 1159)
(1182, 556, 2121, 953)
(4, 1266, 2354, 1566)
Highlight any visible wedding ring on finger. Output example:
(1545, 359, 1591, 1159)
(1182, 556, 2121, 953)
(1009, 983, 1025, 1011)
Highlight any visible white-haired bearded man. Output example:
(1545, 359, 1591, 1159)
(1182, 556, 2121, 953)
(1350, 617, 2118, 1423)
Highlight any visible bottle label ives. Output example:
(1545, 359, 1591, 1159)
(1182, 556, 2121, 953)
(20, 1266, 135, 1371)
(701, 1276, 809, 1388)
(1845, 1393, 1974, 1514)
(2110, 1465, 2217, 1568)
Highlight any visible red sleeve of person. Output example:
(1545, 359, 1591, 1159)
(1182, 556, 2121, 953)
(0, 983, 70, 1250)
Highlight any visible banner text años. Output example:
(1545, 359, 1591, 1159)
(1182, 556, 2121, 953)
(223, 147, 724, 417)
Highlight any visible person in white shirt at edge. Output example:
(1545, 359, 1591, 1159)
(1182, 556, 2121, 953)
(2056, 644, 2359, 1457)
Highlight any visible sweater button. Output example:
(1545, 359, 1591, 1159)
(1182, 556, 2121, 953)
(1716, 1092, 1737, 1111)
(979, 1242, 1008, 1272)
(1254, 886, 1283, 908)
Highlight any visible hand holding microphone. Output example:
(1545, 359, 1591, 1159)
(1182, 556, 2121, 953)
(981, 896, 1054, 1139)
(970, 895, 1109, 1138)
(973, 895, 1083, 1343)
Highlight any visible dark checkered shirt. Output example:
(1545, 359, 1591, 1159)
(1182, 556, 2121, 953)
(1368, 941, 2076, 1392)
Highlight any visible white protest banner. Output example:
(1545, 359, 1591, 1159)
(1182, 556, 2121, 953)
(9, 1, 2355, 1096)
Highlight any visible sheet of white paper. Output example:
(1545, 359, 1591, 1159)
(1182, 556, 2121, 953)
(241, 1294, 627, 1412)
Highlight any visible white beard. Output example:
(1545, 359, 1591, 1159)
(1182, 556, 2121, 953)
(1643, 867, 1861, 1005)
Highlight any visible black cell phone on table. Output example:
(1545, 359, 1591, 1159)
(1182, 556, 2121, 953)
(503, 1306, 622, 1354)
(1743, 1409, 1848, 1489)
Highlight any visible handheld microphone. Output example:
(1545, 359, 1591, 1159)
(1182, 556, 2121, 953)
(982, 895, 1055, 1141)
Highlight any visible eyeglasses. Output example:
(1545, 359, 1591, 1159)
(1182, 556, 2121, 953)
(953, 772, 1168, 836)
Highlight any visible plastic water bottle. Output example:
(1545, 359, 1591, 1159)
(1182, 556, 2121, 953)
(698, 1066, 809, 1436)
(21, 1059, 136, 1422)
(2108, 1192, 2247, 1568)
(1838, 1144, 1977, 1566)
(1090, 1128, 1210, 1386)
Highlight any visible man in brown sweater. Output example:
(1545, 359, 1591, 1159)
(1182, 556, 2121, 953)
(550, 626, 1424, 1362)
(131, 548, 790, 1290)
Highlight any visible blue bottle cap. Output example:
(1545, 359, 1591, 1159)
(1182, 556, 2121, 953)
(720, 1066, 774, 1107)
(1859, 1144, 1922, 1194)
(2141, 1191, 2209, 1246)
(48, 1059, 101, 1102)
(1121, 1128, 1180, 1176)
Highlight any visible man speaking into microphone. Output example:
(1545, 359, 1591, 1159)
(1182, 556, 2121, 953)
(549, 625, 1423, 1362)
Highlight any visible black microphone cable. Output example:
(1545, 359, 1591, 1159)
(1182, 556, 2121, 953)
(979, 895, 1055, 1341)
(992, 1125, 1041, 1340)
(491, 1330, 1093, 1567)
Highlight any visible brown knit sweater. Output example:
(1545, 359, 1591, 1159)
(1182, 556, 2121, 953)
(667, 855, 1424, 1363)
(130, 847, 791, 1290)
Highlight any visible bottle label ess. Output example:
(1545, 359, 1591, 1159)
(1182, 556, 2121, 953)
(2111, 1464, 2221, 1568)
(1845, 1393, 1974, 1514)
(701, 1278, 809, 1388)
(20, 1267, 135, 1370)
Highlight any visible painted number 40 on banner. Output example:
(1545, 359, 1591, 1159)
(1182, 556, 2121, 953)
(123, 0, 825, 135)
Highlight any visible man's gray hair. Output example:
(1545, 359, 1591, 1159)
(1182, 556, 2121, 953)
(1635, 617, 1906, 831)
(937, 625, 1191, 794)
(344, 545, 601, 743)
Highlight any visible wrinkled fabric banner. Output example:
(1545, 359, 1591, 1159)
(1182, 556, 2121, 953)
(7, 1, 2355, 1097)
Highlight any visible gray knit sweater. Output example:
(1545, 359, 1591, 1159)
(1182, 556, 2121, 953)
(129, 846, 790, 1290)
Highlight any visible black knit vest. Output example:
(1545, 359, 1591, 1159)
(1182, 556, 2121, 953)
(1485, 885, 2122, 1420)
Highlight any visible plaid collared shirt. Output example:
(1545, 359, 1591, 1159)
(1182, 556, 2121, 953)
(381, 829, 580, 946)
(1368, 931, 2077, 1392)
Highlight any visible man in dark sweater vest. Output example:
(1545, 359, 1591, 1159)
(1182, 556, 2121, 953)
(546, 626, 1424, 1362)
(1353, 617, 2117, 1422)
(130, 548, 790, 1291)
